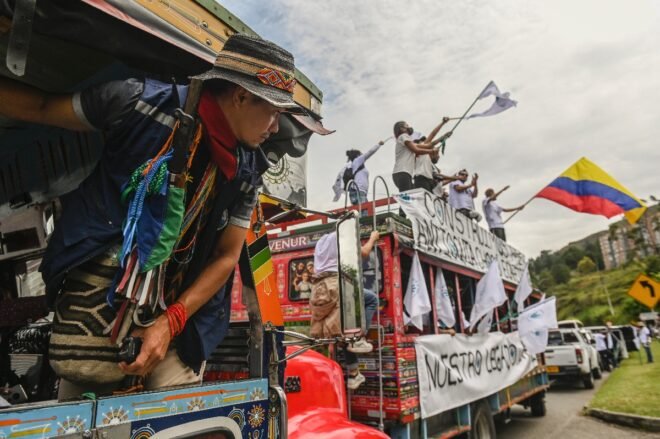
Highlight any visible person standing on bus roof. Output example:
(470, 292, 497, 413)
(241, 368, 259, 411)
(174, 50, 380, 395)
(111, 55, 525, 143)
(332, 139, 387, 206)
(413, 118, 452, 193)
(482, 186, 524, 241)
(0, 34, 313, 399)
(449, 169, 482, 221)
(391, 119, 449, 193)
(310, 230, 380, 390)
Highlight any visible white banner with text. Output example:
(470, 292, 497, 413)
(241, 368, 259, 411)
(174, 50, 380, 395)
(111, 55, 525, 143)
(415, 332, 536, 418)
(396, 190, 527, 283)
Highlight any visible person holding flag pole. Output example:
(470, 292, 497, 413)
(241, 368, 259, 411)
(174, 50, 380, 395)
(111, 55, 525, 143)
(482, 185, 525, 242)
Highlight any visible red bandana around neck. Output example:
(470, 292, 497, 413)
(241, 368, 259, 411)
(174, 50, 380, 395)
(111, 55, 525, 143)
(197, 90, 238, 180)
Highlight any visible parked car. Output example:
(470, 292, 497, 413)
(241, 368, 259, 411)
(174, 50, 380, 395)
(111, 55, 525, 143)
(577, 329, 601, 375)
(585, 326, 629, 362)
(614, 325, 640, 352)
(545, 329, 601, 389)
(558, 319, 584, 330)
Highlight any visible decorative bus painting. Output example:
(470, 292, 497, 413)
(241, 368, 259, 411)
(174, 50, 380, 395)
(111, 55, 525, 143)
(231, 191, 550, 438)
(0, 2, 385, 439)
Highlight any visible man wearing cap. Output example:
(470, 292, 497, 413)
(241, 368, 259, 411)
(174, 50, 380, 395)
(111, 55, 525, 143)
(482, 186, 525, 241)
(0, 35, 307, 398)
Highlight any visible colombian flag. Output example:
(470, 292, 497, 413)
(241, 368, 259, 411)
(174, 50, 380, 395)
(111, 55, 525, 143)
(536, 157, 647, 224)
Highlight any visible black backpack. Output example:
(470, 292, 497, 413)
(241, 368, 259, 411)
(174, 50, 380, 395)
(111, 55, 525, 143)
(343, 163, 365, 187)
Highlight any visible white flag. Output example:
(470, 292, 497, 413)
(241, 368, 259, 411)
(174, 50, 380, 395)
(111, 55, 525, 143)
(435, 268, 455, 328)
(332, 168, 344, 202)
(477, 310, 493, 334)
(460, 310, 470, 328)
(513, 263, 533, 314)
(518, 297, 558, 354)
(476, 80, 501, 100)
(403, 252, 432, 330)
(468, 81, 517, 119)
(469, 260, 507, 328)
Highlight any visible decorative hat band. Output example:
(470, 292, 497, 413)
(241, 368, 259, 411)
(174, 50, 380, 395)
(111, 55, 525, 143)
(256, 68, 296, 93)
(214, 51, 296, 94)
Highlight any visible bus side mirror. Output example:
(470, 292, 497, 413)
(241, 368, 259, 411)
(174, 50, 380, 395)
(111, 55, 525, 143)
(336, 213, 365, 337)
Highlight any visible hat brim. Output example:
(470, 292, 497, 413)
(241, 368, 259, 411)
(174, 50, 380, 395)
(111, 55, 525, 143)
(193, 68, 307, 115)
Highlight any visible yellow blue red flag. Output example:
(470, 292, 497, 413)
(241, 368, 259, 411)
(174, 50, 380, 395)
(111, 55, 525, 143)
(536, 157, 647, 224)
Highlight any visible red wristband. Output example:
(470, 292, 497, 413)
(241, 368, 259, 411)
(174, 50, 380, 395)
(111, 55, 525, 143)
(165, 302, 188, 338)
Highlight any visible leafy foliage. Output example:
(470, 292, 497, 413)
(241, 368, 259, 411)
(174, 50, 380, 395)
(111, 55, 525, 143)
(577, 256, 597, 274)
(545, 256, 659, 326)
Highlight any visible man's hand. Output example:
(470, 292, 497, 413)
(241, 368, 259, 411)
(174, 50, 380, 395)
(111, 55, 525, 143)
(361, 230, 381, 258)
(439, 131, 452, 142)
(518, 204, 525, 211)
(119, 315, 171, 376)
(502, 185, 510, 191)
(442, 116, 450, 123)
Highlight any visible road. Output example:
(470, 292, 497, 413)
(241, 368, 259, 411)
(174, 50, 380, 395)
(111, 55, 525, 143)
(496, 372, 657, 439)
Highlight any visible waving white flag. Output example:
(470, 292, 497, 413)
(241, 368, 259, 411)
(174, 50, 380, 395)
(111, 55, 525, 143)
(518, 297, 558, 354)
(404, 252, 432, 330)
(513, 263, 533, 313)
(477, 310, 494, 334)
(468, 81, 517, 119)
(435, 268, 455, 328)
(469, 260, 507, 328)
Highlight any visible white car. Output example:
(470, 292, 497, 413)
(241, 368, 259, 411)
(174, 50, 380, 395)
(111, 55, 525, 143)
(557, 319, 584, 330)
(544, 329, 602, 389)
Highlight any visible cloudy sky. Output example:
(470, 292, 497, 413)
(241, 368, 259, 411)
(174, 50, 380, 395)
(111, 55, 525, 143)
(223, 0, 660, 257)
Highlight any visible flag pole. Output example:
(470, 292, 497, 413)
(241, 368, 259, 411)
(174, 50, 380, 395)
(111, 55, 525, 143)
(449, 81, 492, 134)
(503, 194, 537, 224)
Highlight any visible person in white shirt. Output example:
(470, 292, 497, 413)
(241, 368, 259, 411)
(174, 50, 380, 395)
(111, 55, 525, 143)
(482, 186, 525, 241)
(638, 322, 654, 363)
(310, 230, 380, 389)
(392, 119, 450, 193)
(413, 119, 453, 192)
(448, 169, 482, 221)
(332, 140, 387, 206)
(594, 332, 608, 370)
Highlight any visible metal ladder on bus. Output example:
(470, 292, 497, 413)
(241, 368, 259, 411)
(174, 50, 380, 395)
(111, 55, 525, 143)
(343, 177, 392, 432)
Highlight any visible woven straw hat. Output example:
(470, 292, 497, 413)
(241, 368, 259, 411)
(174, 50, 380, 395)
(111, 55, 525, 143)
(194, 34, 303, 113)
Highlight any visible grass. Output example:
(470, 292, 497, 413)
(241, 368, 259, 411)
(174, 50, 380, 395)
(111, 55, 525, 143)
(590, 342, 660, 418)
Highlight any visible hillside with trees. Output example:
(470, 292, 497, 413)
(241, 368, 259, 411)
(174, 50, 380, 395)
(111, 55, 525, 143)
(530, 239, 659, 326)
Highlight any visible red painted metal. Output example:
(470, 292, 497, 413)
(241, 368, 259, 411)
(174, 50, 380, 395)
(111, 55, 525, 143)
(286, 347, 388, 439)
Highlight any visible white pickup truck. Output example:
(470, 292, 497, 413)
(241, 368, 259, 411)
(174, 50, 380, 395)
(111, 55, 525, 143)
(544, 329, 601, 389)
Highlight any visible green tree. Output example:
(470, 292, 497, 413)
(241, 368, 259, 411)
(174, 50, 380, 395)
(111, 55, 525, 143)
(551, 263, 571, 284)
(562, 246, 585, 269)
(646, 255, 660, 277)
(537, 269, 555, 290)
(577, 256, 597, 274)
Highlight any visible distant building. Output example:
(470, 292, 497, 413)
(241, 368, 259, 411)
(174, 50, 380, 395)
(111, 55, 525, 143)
(598, 206, 660, 270)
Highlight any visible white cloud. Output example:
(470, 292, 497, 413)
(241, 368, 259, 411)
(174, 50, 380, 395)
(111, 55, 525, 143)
(223, 0, 660, 257)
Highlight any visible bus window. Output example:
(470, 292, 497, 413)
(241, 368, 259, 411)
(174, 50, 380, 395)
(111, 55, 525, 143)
(289, 257, 314, 301)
